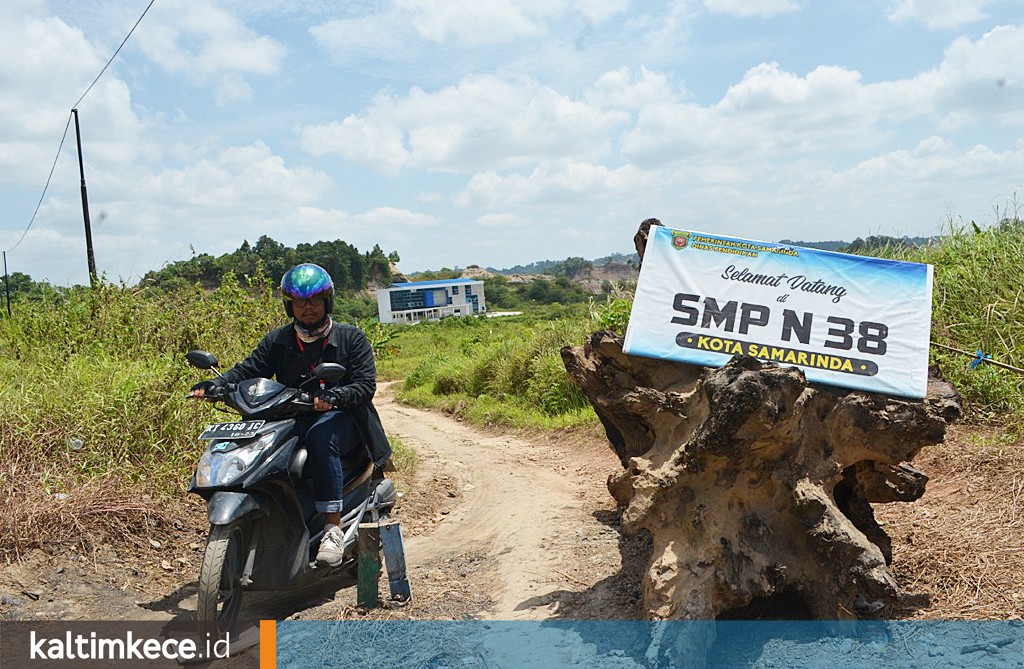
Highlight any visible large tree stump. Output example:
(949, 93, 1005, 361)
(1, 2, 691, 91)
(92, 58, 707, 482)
(561, 332, 960, 663)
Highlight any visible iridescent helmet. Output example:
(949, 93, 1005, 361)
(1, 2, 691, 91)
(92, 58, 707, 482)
(280, 263, 334, 318)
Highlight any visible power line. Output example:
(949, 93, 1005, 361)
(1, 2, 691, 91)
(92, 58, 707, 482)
(3, 0, 158, 255)
(72, 0, 157, 110)
(4, 113, 73, 253)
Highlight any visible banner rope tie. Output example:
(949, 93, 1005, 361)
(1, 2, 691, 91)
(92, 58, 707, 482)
(969, 349, 992, 370)
(930, 341, 1024, 375)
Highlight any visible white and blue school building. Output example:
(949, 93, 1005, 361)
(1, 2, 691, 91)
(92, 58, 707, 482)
(376, 278, 486, 324)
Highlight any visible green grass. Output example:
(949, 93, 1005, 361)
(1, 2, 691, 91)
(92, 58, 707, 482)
(878, 221, 1024, 423)
(399, 385, 596, 430)
(377, 312, 600, 430)
(386, 434, 418, 478)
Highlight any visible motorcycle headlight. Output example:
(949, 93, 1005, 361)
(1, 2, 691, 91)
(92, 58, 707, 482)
(195, 432, 275, 487)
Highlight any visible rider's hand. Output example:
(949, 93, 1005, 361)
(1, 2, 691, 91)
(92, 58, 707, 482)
(189, 380, 220, 399)
(313, 388, 344, 412)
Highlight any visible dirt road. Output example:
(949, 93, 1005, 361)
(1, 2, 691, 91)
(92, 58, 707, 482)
(325, 384, 643, 620)
(0, 384, 643, 624)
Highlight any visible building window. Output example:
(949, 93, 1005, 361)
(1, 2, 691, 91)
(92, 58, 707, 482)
(453, 285, 459, 294)
(390, 289, 425, 312)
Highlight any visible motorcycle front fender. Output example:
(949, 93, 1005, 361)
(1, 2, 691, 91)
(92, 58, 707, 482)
(206, 491, 270, 525)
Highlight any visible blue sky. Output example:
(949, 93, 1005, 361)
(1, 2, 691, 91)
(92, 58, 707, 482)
(2, 0, 1023, 285)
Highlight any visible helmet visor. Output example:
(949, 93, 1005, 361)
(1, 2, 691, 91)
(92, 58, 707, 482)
(281, 264, 333, 299)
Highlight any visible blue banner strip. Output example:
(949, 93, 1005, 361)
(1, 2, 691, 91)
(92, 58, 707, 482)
(276, 620, 1023, 668)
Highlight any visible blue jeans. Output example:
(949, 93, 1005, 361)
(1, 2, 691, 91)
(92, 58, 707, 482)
(303, 410, 360, 513)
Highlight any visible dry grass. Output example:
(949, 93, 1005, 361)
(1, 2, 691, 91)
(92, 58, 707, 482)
(877, 423, 1024, 619)
(0, 453, 172, 562)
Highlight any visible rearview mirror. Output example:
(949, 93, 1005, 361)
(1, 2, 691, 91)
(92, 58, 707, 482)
(186, 350, 219, 370)
(313, 362, 347, 383)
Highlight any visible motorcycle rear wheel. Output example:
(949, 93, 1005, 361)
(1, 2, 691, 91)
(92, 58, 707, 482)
(197, 520, 248, 635)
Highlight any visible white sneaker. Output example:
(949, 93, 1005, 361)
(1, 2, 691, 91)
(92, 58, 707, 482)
(316, 526, 345, 567)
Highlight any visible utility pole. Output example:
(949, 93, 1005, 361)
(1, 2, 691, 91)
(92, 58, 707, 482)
(72, 108, 97, 287)
(3, 251, 11, 317)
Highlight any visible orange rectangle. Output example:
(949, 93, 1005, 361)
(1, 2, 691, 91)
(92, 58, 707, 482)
(260, 620, 276, 669)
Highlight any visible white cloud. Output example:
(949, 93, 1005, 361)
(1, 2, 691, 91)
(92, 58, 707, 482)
(397, 0, 549, 46)
(0, 14, 103, 156)
(0, 5, 154, 216)
(415, 191, 444, 203)
(621, 25, 1024, 171)
(621, 62, 896, 167)
(309, 11, 417, 65)
(135, 0, 286, 102)
(139, 142, 331, 221)
(298, 74, 628, 173)
(929, 25, 1024, 120)
(703, 0, 802, 18)
(456, 160, 646, 208)
(585, 66, 683, 111)
(14, 141, 331, 247)
(0, 227, 88, 285)
(6, 2, 1024, 284)
(310, 0, 630, 59)
(353, 206, 442, 228)
(846, 136, 1022, 186)
(283, 205, 440, 264)
(7, 143, 337, 283)
(887, 0, 994, 30)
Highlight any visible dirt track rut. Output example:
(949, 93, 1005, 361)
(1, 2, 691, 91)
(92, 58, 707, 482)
(377, 394, 619, 618)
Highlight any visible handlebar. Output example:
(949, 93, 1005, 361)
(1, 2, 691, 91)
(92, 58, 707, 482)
(186, 384, 336, 411)
(186, 382, 235, 401)
(208, 383, 235, 400)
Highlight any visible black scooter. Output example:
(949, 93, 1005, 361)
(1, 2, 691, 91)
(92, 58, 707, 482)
(184, 350, 397, 633)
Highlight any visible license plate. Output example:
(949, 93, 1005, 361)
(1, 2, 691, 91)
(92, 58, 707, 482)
(199, 420, 265, 440)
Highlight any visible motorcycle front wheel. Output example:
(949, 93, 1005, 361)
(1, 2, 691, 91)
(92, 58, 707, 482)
(197, 520, 249, 635)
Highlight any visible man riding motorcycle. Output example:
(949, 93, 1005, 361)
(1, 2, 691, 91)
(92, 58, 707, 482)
(190, 262, 391, 566)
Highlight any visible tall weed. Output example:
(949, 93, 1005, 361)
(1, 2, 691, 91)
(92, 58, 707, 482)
(891, 222, 1024, 422)
(0, 273, 281, 488)
(0, 270, 415, 557)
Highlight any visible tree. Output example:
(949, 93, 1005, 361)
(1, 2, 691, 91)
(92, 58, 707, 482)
(140, 237, 389, 293)
(254, 235, 293, 279)
(483, 275, 514, 308)
(546, 256, 593, 279)
(411, 268, 460, 281)
(842, 235, 913, 255)
(364, 244, 391, 284)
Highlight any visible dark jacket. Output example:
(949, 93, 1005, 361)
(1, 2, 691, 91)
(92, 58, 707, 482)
(220, 321, 392, 466)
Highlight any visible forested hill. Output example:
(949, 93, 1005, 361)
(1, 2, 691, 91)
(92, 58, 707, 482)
(142, 235, 397, 292)
(778, 235, 935, 252)
(490, 252, 640, 275)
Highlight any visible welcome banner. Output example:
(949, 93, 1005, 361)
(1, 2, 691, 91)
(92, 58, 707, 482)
(623, 227, 933, 398)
